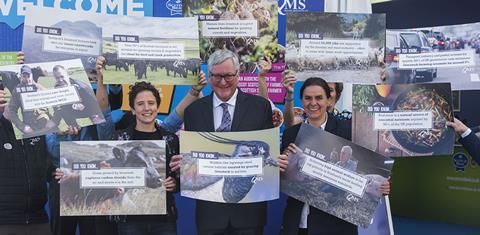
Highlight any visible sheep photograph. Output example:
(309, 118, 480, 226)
(285, 12, 386, 83)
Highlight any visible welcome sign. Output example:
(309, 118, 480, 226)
(0, 0, 153, 51)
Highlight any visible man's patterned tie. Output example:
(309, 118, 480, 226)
(216, 103, 231, 132)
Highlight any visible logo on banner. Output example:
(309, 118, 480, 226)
(452, 153, 469, 172)
(166, 0, 182, 16)
(0, 0, 153, 29)
(278, 0, 307, 15)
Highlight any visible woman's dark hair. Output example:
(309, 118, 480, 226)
(128, 82, 161, 109)
(332, 82, 344, 102)
(299, 77, 331, 99)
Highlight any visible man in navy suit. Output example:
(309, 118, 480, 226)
(174, 49, 273, 235)
(447, 118, 480, 162)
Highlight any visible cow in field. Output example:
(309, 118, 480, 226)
(134, 61, 148, 80)
(165, 60, 187, 78)
(103, 52, 130, 72)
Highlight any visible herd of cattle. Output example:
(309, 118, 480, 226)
(103, 52, 199, 80)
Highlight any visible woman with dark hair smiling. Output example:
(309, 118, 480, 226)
(280, 77, 390, 235)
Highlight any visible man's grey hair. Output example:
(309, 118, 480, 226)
(341, 145, 353, 155)
(52, 65, 66, 73)
(207, 49, 240, 72)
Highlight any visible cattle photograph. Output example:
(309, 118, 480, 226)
(22, 7, 200, 85)
(101, 17, 200, 85)
(281, 123, 393, 228)
(285, 12, 386, 83)
(59, 140, 167, 216)
(184, 0, 279, 74)
(180, 128, 280, 203)
(0, 59, 105, 140)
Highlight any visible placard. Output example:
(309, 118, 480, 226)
(285, 12, 386, 83)
(0, 59, 105, 139)
(281, 123, 393, 228)
(180, 128, 280, 203)
(23, 6, 200, 85)
(352, 83, 455, 156)
(184, 0, 279, 74)
(386, 22, 480, 90)
(60, 140, 167, 216)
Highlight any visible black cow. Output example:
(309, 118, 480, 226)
(103, 52, 130, 72)
(186, 59, 200, 76)
(165, 60, 187, 78)
(0, 71, 19, 93)
(134, 61, 148, 80)
(148, 61, 162, 72)
(60, 146, 162, 211)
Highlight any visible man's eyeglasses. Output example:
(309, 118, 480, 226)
(209, 71, 238, 82)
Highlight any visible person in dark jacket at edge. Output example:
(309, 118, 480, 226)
(0, 77, 54, 234)
(447, 118, 480, 162)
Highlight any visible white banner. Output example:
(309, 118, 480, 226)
(80, 168, 146, 188)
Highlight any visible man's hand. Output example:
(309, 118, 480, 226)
(164, 176, 176, 192)
(169, 155, 182, 172)
(16, 51, 24, 64)
(446, 118, 469, 135)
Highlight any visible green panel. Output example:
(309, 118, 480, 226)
(0, 52, 17, 65)
(390, 147, 480, 227)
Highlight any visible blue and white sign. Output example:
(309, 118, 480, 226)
(0, 0, 153, 51)
(278, 0, 324, 46)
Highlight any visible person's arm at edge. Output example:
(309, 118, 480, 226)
(282, 71, 296, 128)
(257, 57, 271, 99)
(95, 56, 109, 110)
(94, 56, 114, 140)
(172, 71, 206, 120)
(459, 131, 480, 162)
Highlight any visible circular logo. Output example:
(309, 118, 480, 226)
(3, 143, 12, 150)
(453, 153, 469, 171)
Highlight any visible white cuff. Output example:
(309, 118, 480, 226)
(461, 128, 472, 139)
